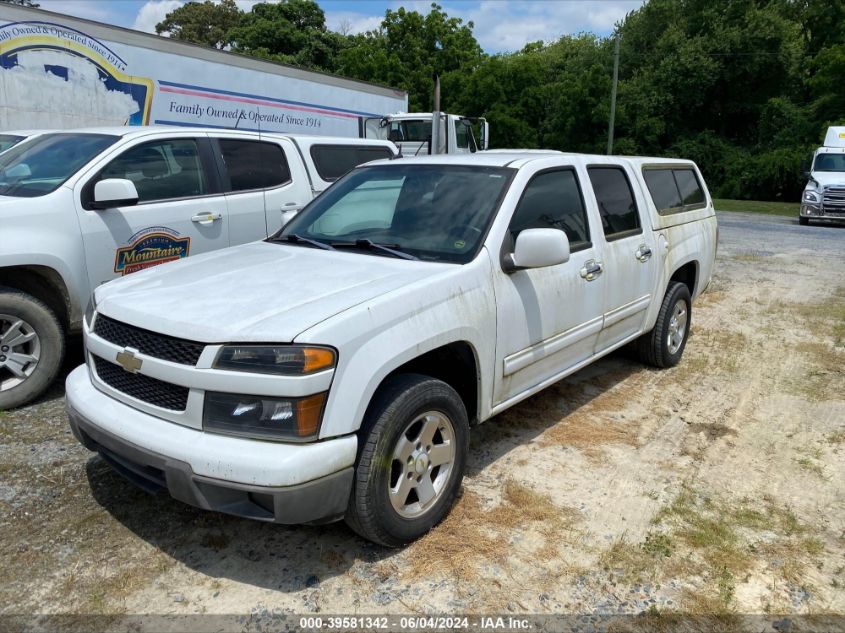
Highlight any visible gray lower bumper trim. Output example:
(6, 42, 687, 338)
(68, 407, 353, 525)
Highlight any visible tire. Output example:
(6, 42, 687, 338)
(636, 281, 691, 369)
(345, 373, 469, 547)
(798, 216, 809, 226)
(0, 288, 65, 410)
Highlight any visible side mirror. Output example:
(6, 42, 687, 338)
(92, 178, 139, 210)
(504, 228, 570, 272)
(280, 208, 298, 229)
(480, 120, 490, 151)
(3, 163, 31, 180)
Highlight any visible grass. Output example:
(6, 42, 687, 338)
(713, 198, 798, 216)
(601, 487, 826, 613)
(404, 481, 579, 583)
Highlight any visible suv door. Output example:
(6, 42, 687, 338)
(492, 167, 606, 405)
(73, 135, 228, 287)
(212, 135, 311, 242)
(587, 162, 657, 350)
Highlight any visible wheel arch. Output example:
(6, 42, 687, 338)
(0, 265, 72, 330)
(668, 259, 699, 299)
(367, 340, 481, 428)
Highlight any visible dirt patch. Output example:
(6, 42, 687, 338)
(2, 215, 844, 621)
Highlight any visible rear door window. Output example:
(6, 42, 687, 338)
(643, 167, 706, 214)
(588, 166, 641, 240)
(219, 139, 291, 192)
(310, 145, 394, 181)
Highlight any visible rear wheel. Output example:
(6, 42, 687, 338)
(345, 373, 469, 547)
(637, 281, 691, 369)
(0, 288, 65, 410)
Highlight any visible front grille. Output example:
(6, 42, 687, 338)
(94, 356, 189, 411)
(93, 314, 205, 365)
(822, 186, 845, 213)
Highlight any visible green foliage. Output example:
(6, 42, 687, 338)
(228, 0, 347, 71)
(155, 0, 241, 49)
(150, 0, 845, 202)
(336, 3, 483, 111)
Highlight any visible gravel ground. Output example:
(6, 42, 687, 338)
(1, 211, 843, 632)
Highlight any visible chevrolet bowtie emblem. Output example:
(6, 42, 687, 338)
(116, 349, 142, 373)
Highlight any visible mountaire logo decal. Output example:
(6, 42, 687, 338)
(114, 227, 190, 276)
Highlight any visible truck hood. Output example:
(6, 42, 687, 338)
(807, 171, 845, 189)
(95, 241, 451, 343)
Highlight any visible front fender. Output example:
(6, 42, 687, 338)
(297, 260, 497, 439)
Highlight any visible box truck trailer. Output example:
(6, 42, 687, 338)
(0, 4, 407, 135)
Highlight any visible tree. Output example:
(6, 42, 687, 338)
(336, 3, 483, 111)
(155, 0, 242, 50)
(228, 0, 346, 71)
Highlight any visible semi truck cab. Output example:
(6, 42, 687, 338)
(800, 126, 845, 225)
(363, 112, 489, 155)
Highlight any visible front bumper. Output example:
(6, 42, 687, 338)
(800, 203, 845, 222)
(66, 366, 356, 524)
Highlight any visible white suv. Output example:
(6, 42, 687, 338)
(66, 152, 717, 546)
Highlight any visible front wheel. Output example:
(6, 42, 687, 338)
(345, 373, 469, 547)
(0, 288, 65, 410)
(637, 281, 691, 369)
(798, 216, 809, 226)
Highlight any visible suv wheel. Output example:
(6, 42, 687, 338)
(345, 373, 469, 547)
(637, 281, 691, 369)
(0, 288, 65, 410)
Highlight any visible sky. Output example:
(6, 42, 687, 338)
(33, 0, 645, 53)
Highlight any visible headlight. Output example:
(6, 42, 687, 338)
(203, 391, 327, 441)
(84, 294, 97, 328)
(213, 345, 335, 375)
(802, 190, 819, 203)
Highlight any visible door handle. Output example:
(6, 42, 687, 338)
(191, 212, 222, 225)
(579, 260, 603, 281)
(635, 245, 653, 262)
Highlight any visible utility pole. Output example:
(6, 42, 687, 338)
(431, 74, 441, 155)
(607, 32, 620, 155)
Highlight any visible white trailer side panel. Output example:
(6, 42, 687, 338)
(0, 5, 407, 135)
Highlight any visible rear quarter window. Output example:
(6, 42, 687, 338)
(310, 145, 394, 181)
(643, 167, 706, 215)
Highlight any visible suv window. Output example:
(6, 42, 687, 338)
(219, 139, 291, 192)
(588, 166, 641, 240)
(509, 169, 590, 250)
(99, 138, 208, 203)
(310, 145, 394, 181)
(643, 167, 706, 214)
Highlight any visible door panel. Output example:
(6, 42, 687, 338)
(74, 137, 229, 288)
(587, 164, 657, 350)
(213, 136, 310, 244)
(493, 168, 605, 405)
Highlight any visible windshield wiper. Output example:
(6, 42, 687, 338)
(271, 233, 335, 251)
(330, 239, 419, 261)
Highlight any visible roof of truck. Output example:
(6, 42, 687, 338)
(367, 152, 698, 169)
(18, 127, 395, 146)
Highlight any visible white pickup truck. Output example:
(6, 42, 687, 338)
(0, 127, 396, 409)
(66, 152, 717, 546)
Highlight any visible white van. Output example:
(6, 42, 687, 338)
(0, 126, 396, 409)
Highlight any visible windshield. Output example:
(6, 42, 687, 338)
(278, 164, 514, 263)
(0, 133, 119, 197)
(813, 153, 845, 172)
(0, 134, 24, 153)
